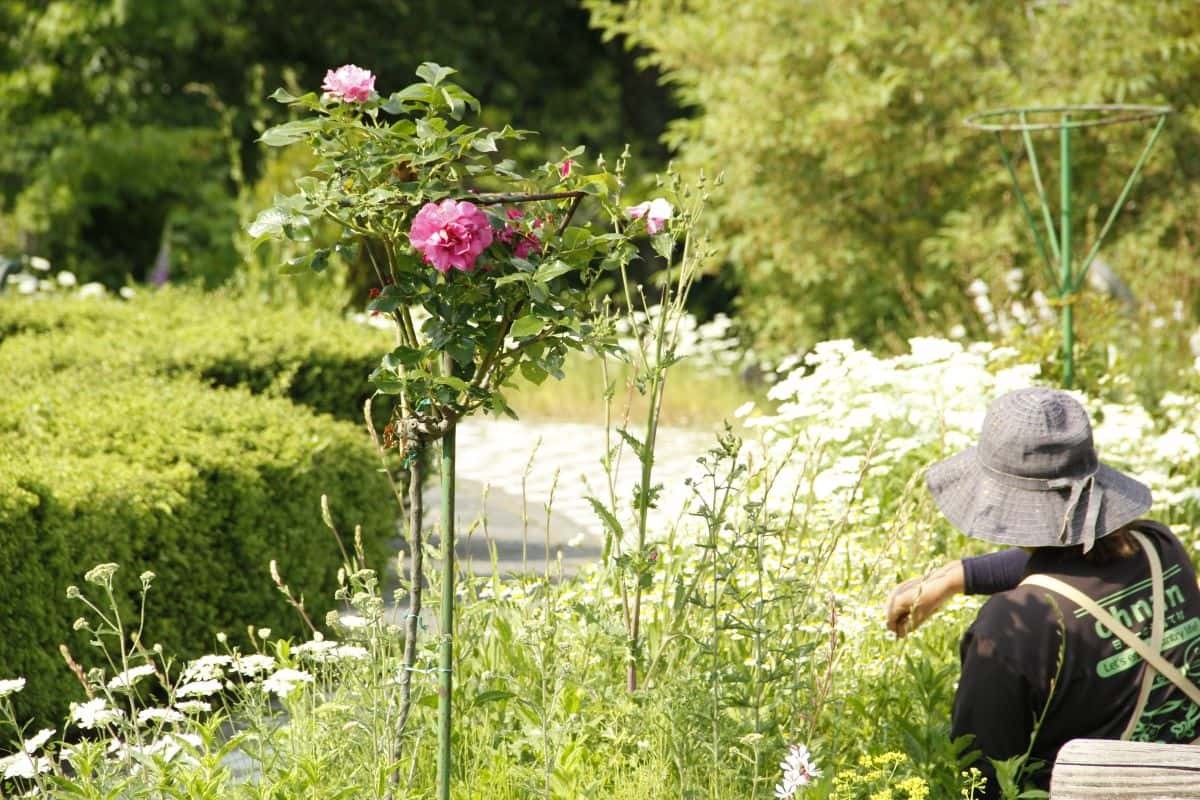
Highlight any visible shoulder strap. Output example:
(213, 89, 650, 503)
(1120, 530, 1165, 739)
(1021, 537, 1200, 714)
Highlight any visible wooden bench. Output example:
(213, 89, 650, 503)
(1050, 739, 1200, 798)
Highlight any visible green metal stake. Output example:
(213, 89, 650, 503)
(1059, 115, 1074, 389)
(437, 397, 456, 800)
(965, 104, 1171, 391)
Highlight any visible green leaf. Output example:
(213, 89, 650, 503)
(416, 62, 457, 87)
(509, 315, 544, 338)
(472, 690, 514, 706)
(367, 286, 404, 314)
(470, 133, 498, 153)
(493, 273, 528, 288)
(586, 497, 625, 543)
(435, 375, 470, 393)
(369, 368, 407, 394)
(258, 118, 324, 147)
(651, 232, 675, 261)
(441, 88, 466, 120)
(269, 88, 298, 104)
(247, 206, 307, 243)
(382, 346, 423, 370)
(534, 260, 573, 283)
(617, 427, 649, 465)
(520, 361, 549, 385)
(382, 84, 432, 113)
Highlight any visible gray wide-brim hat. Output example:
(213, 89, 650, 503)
(926, 387, 1152, 551)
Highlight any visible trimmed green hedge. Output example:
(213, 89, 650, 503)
(0, 292, 396, 726)
(0, 288, 390, 421)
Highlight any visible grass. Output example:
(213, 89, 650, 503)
(500, 351, 764, 431)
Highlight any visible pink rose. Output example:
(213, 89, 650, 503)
(626, 198, 673, 235)
(498, 207, 544, 260)
(409, 199, 495, 273)
(322, 64, 376, 103)
(559, 159, 574, 178)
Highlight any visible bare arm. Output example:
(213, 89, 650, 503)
(885, 561, 965, 638)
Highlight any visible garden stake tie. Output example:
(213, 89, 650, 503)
(964, 105, 1171, 388)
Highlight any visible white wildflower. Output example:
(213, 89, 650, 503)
(107, 663, 156, 690)
(0, 678, 26, 698)
(1, 753, 51, 779)
(232, 653, 276, 676)
(181, 654, 233, 682)
(174, 700, 212, 714)
(78, 282, 106, 299)
(294, 639, 339, 661)
(22, 729, 54, 753)
(262, 668, 314, 697)
(28, 256, 51, 272)
(175, 679, 223, 698)
(137, 707, 185, 726)
(55, 270, 77, 287)
(333, 645, 369, 660)
(775, 743, 821, 798)
(70, 698, 124, 729)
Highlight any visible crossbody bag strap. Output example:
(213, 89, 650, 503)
(1119, 530, 1165, 739)
(1021, 570, 1200, 713)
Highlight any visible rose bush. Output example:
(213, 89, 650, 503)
(249, 62, 667, 441)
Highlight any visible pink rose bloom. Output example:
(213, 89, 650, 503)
(409, 199, 495, 273)
(626, 198, 673, 235)
(322, 64, 376, 103)
(497, 207, 543, 259)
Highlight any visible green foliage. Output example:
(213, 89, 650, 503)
(0, 288, 390, 421)
(588, 0, 1200, 355)
(255, 64, 649, 434)
(0, 1, 667, 290)
(0, 293, 394, 726)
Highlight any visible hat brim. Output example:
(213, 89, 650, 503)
(926, 446, 1152, 547)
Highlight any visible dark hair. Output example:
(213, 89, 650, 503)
(1043, 526, 1139, 564)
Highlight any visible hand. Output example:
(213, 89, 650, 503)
(885, 561, 965, 638)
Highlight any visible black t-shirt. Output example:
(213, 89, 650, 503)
(952, 521, 1200, 797)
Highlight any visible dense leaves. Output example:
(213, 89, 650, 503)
(588, 0, 1200, 355)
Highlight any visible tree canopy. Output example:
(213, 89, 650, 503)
(588, 0, 1200, 353)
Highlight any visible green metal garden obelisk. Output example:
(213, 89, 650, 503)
(965, 105, 1171, 388)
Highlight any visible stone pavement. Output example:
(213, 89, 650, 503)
(414, 417, 716, 578)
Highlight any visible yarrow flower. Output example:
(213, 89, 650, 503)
(0, 678, 26, 698)
(70, 698, 124, 730)
(137, 707, 185, 726)
(107, 663, 157, 690)
(409, 199, 495, 273)
(775, 743, 821, 798)
(626, 198, 673, 235)
(262, 668, 315, 697)
(175, 679, 223, 698)
(321, 64, 376, 103)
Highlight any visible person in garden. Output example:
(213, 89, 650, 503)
(885, 386, 1200, 796)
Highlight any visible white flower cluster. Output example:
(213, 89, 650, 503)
(746, 336, 1200, 534)
(615, 306, 748, 375)
(775, 743, 821, 798)
(2, 257, 135, 300)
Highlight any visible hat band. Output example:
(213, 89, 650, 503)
(980, 461, 1104, 552)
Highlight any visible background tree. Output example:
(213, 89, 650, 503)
(587, 0, 1200, 358)
(0, 0, 672, 288)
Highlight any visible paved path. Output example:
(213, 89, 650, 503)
(410, 418, 715, 578)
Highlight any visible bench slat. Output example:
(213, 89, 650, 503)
(1050, 739, 1200, 799)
